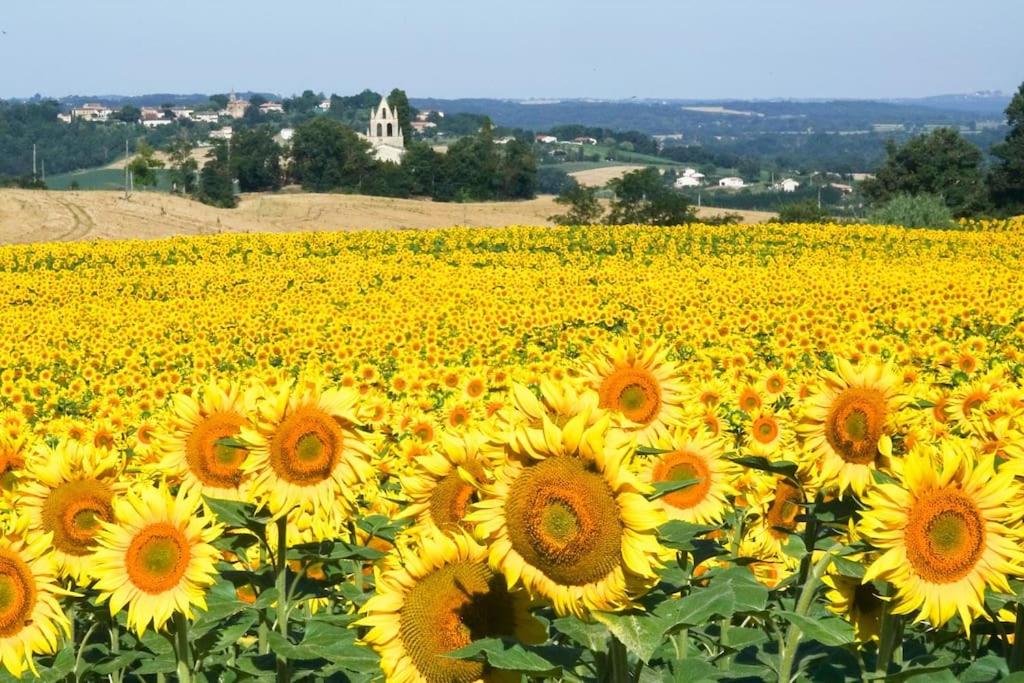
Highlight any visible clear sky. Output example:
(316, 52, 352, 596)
(2, 0, 1022, 100)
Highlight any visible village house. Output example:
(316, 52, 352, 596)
(535, 134, 558, 144)
(573, 136, 598, 145)
(410, 120, 437, 133)
(830, 182, 854, 194)
(170, 107, 194, 120)
(674, 175, 702, 188)
(193, 111, 220, 124)
(778, 178, 800, 192)
(317, 99, 332, 111)
(56, 112, 72, 124)
(719, 177, 745, 189)
(259, 101, 284, 114)
(209, 126, 233, 140)
(71, 103, 113, 122)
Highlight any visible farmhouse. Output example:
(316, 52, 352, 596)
(411, 120, 437, 133)
(170, 107, 194, 120)
(259, 101, 285, 114)
(361, 95, 406, 164)
(535, 134, 558, 144)
(317, 99, 332, 111)
(778, 178, 800, 192)
(194, 112, 220, 124)
(674, 176, 702, 188)
(72, 103, 113, 122)
(719, 177, 745, 189)
(574, 136, 598, 145)
(209, 126, 233, 140)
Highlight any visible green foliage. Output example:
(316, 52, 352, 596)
(230, 127, 282, 192)
(550, 182, 604, 225)
(607, 167, 696, 225)
(989, 81, 1024, 216)
(774, 199, 833, 223)
(196, 142, 237, 208)
(863, 128, 988, 217)
(127, 141, 165, 189)
(869, 193, 956, 229)
(166, 136, 198, 195)
(290, 117, 374, 192)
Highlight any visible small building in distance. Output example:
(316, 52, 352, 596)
(170, 107, 194, 120)
(362, 95, 406, 164)
(317, 99, 332, 112)
(259, 101, 284, 114)
(209, 126, 233, 141)
(719, 177, 745, 189)
(226, 92, 248, 119)
(778, 178, 800, 192)
(535, 134, 558, 144)
(573, 136, 598, 145)
(674, 167, 706, 189)
(72, 103, 113, 122)
(194, 111, 220, 124)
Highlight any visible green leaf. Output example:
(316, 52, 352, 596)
(39, 648, 76, 682)
(832, 555, 866, 579)
(592, 612, 665, 664)
(648, 478, 699, 500)
(781, 533, 808, 561)
(729, 456, 799, 478)
(551, 617, 609, 651)
(657, 520, 718, 551)
(778, 610, 854, 646)
(204, 496, 268, 530)
(666, 657, 722, 682)
(656, 580, 736, 631)
(447, 637, 572, 675)
(713, 566, 769, 612)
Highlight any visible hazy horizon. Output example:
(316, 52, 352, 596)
(1, 0, 1022, 101)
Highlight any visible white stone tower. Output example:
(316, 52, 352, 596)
(367, 96, 405, 149)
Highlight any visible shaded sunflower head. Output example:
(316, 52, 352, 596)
(638, 430, 737, 525)
(823, 567, 885, 643)
(358, 530, 545, 683)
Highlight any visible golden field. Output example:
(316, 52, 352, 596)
(3, 218, 1024, 681)
(0, 189, 773, 245)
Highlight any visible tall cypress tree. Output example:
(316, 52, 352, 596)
(989, 83, 1024, 216)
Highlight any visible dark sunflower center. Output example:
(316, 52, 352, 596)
(824, 387, 887, 465)
(653, 451, 712, 511)
(428, 472, 477, 533)
(505, 456, 623, 585)
(618, 385, 646, 412)
(905, 490, 986, 584)
(0, 552, 37, 638)
(41, 479, 114, 555)
(269, 406, 343, 486)
(186, 410, 248, 489)
(125, 523, 191, 595)
(399, 561, 519, 683)
(598, 367, 662, 425)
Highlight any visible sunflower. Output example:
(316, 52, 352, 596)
(742, 407, 796, 458)
(468, 413, 664, 618)
(91, 485, 222, 636)
(822, 568, 885, 643)
(0, 533, 72, 678)
(582, 340, 685, 443)
(358, 530, 545, 683)
(741, 468, 817, 564)
(500, 381, 599, 459)
(399, 430, 497, 535)
(153, 382, 254, 501)
(16, 441, 123, 584)
(637, 430, 736, 525)
(241, 381, 375, 534)
(859, 442, 1024, 633)
(797, 359, 904, 497)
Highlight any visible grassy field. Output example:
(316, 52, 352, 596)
(0, 189, 776, 244)
(45, 167, 174, 192)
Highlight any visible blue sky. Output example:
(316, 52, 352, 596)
(1, 0, 1022, 100)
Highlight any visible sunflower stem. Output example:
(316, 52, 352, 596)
(777, 545, 837, 683)
(173, 611, 192, 683)
(608, 635, 629, 683)
(796, 491, 821, 587)
(109, 617, 123, 683)
(1011, 604, 1024, 671)
(275, 515, 291, 683)
(875, 604, 900, 676)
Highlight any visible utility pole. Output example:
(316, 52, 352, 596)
(41, 159, 44, 183)
(124, 139, 130, 199)
(32, 144, 37, 181)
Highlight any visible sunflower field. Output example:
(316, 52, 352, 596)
(2, 219, 1024, 682)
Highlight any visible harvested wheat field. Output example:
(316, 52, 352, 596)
(568, 164, 647, 186)
(0, 189, 772, 243)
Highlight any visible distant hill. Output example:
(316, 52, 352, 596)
(887, 92, 1012, 116)
(409, 96, 1009, 136)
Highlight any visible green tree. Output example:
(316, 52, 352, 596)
(868, 193, 955, 229)
(989, 82, 1024, 215)
(863, 128, 988, 217)
(549, 182, 604, 225)
(128, 141, 165, 190)
(607, 167, 696, 225)
(387, 88, 413, 143)
(499, 138, 537, 199)
(209, 94, 229, 109)
(441, 120, 500, 200)
(230, 127, 282, 192)
(360, 161, 413, 198)
(403, 141, 442, 196)
(291, 118, 374, 192)
(284, 89, 322, 115)
(196, 141, 237, 208)
(166, 136, 198, 195)
(774, 200, 832, 223)
(114, 105, 141, 123)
